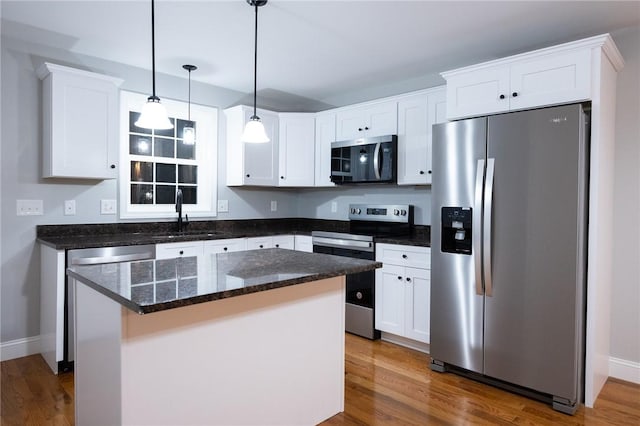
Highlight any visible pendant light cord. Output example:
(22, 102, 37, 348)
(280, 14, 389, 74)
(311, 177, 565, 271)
(188, 70, 191, 120)
(151, 0, 157, 99)
(252, 2, 258, 118)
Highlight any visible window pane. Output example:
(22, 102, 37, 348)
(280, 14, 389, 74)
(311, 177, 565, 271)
(131, 161, 153, 182)
(154, 118, 175, 137)
(179, 186, 197, 204)
(178, 165, 197, 184)
(131, 184, 153, 204)
(177, 139, 195, 160)
(129, 111, 151, 134)
(156, 185, 176, 204)
(154, 137, 175, 158)
(156, 163, 176, 183)
(177, 119, 196, 139)
(129, 135, 152, 155)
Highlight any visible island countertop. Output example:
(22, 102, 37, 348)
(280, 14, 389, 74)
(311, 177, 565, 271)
(67, 248, 381, 314)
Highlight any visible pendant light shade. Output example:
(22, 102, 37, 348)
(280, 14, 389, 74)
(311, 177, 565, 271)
(136, 0, 173, 130)
(182, 64, 197, 145)
(242, 0, 269, 144)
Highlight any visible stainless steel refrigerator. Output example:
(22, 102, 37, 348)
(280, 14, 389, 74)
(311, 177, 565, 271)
(430, 103, 589, 415)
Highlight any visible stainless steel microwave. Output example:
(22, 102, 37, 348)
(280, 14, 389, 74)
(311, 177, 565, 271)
(330, 135, 397, 184)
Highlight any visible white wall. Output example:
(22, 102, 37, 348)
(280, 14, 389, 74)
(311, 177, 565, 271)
(610, 26, 640, 366)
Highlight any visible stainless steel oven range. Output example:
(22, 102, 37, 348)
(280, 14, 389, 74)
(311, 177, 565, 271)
(312, 204, 413, 339)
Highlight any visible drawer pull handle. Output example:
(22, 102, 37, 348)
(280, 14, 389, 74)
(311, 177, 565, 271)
(397, 276, 403, 280)
(179, 250, 184, 255)
(223, 247, 228, 251)
(406, 277, 412, 283)
(402, 254, 408, 259)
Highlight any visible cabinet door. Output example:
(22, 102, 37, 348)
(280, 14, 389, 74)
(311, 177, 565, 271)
(509, 48, 591, 111)
(314, 112, 336, 187)
(375, 264, 405, 336)
(246, 236, 273, 250)
(425, 88, 447, 185)
(404, 267, 430, 343)
(365, 101, 398, 137)
(244, 110, 279, 186)
(203, 238, 247, 255)
(294, 235, 313, 253)
(397, 94, 429, 185)
(335, 108, 365, 140)
(278, 114, 315, 187)
(155, 241, 204, 259)
(272, 235, 295, 250)
(445, 64, 510, 120)
(39, 63, 122, 179)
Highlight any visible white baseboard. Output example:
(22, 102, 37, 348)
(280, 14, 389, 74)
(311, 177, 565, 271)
(380, 332, 430, 354)
(609, 356, 640, 384)
(1, 336, 41, 362)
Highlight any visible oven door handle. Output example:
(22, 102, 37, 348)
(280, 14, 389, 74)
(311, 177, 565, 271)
(312, 237, 373, 250)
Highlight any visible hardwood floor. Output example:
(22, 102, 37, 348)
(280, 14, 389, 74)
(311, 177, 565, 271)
(2, 334, 639, 425)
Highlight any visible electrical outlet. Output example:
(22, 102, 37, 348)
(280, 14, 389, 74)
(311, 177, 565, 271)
(64, 200, 76, 216)
(217, 199, 229, 213)
(331, 201, 337, 213)
(17, 200, 43, 216)
(101, 199, 117, 215)
(270, 200, 277, 212)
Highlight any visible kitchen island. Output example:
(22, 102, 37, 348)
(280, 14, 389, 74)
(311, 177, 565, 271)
(67, 248, 380, 426)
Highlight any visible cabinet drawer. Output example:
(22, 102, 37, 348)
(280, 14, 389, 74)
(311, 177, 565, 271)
(376, 244, 430, 269)
(155, 242, 204, 259)
(246, 237, 273, 250)
(203, 238, 247, 254)
(273, 235, 295, 250)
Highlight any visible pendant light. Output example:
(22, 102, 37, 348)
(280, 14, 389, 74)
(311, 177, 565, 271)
(241, 0, 269, 143)
(182, 64, 197, 145)
(135, 0, 173, 130)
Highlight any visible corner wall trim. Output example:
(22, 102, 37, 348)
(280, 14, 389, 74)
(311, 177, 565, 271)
(1, 336, 41, 362)
(609, 356, 640, 384)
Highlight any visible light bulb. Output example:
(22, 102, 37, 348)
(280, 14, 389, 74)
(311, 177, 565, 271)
(183, 127, 195, 145)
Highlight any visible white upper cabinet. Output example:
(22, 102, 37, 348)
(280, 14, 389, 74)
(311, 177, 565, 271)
(443, 43, 593, 120)
(225, 105, 279, 186)
(335, 101, 397, 140)
(278, 113, 315, 187)
(37, 63, 123, 179)
(314, 112, 336, 187)
(397, 87, 446, 185)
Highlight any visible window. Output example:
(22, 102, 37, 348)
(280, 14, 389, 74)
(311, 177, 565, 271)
(119, 91, 217, 219)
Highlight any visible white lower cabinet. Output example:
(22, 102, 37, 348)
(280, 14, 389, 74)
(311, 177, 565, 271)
(375, 244, 431, 346)
(203, 238, 247, 255)
(246, 235, 295, 250)
(155, 241, 204, 260)
(294, 235, 313, 253)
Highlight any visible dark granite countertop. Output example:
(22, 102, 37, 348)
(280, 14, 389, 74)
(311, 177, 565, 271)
(37, 219, 430, 249)
(67, 248, 381, 314)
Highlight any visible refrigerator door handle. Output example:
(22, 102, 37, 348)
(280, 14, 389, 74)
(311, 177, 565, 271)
(484, 158, 495, 297)
(474, 159, 485, 296)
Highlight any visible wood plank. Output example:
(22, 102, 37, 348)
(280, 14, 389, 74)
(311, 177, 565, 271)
(1, 335, 639, 426)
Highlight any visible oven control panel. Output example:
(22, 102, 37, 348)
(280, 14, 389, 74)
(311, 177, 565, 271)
(348, 204, 413, 223)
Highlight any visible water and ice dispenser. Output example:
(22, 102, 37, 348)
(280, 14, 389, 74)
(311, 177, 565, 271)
(441, 207, 472, 255)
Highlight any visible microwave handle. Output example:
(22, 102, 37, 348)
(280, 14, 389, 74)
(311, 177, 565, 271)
(373, 143, 381, 180)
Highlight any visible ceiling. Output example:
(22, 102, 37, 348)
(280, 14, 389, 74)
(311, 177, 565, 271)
(2, 1, 639, 108)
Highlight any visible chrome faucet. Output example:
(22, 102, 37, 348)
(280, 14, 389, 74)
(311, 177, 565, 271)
(175, 189, 188, 232)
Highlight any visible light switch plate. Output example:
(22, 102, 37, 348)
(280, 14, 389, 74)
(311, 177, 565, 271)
(17, 199, 43, 216)
(270, 200, 277, 212)
(64, 200, 76, 216)
(101, 199, 117, 215)
(217, 199, 229, 213)
(331, 201, 337, 213)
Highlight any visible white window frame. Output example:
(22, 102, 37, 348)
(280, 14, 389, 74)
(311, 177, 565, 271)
(119, 90, 218, 219)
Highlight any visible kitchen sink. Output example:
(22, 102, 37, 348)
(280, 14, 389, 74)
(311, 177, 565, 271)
(150, 231, 229, 240)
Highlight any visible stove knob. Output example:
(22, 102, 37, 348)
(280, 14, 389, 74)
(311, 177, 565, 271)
(350, 208, 355, 214)
(393, 209, 400, 216)
(401, 209, 407, 216)
(355, 208, 361, 214)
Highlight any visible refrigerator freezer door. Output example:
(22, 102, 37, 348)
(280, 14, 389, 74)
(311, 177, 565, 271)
(431, 117, 487, 373)
(483, 104, 587, 403)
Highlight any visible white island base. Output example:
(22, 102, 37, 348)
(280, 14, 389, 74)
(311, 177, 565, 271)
(74, 276, 346, 426)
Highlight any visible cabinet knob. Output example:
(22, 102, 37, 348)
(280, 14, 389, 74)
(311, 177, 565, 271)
(259, 244, 264, 248)
(246, 174, 250, 178)
(402, 254, 408, 259)
(364, 126, 369, 130)
(428, 170, 432, 174)
(512, 92, 518, 97)
(397, 276, 403, 280)
(280, 176, 284, 179)
(358, 127, 363, 131)
(223, 247, 228, 251)
(110, 164, 116, 169)
(499, 94, 506, 100)
(406, 277, 412, 283)
(179, 250, 184, 255)
(419, 170, 425, 175)
(275, 244, 280, 248)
